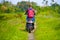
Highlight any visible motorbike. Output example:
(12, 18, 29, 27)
(26, 18, 34, 33)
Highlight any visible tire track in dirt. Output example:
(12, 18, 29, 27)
(28, 23, 36, 40)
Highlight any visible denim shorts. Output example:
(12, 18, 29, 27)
(26, 17, 35, 22)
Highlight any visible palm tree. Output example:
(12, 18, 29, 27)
(42, 0, 48, 6)
(45, 0, 48, 6)
(52, 0, 54, 2)
(51, 0, 55, 4)
(42, 0, 45, 4)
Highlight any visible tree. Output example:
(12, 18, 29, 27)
(42, 0, 48, 6)
(17, 1, 37, 12)
(46, 1, 48, 6)
(3, 1, 12, 6)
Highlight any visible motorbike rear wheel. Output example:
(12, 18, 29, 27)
(28, 25, 32, 33)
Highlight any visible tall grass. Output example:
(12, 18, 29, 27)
(0, 13, 28, 40)
(34, 14, 60, 40)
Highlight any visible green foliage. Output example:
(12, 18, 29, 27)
(34, 14, 60, 40)
(17, 1, 37, 12)
(0, 13, 28, 40)
(0, 0, 60, 40)
(0, 1, 39, 13)
(51, 3, 60, 14)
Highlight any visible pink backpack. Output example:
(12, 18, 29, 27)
(28, 9, 34, 18)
